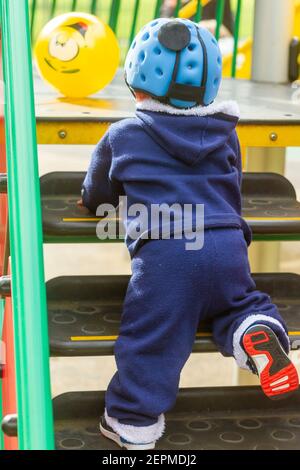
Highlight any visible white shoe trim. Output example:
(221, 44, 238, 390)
(233, 316, 290, 371)
(100, 422, 155, 450)
(104, 409, 165, 444)
(136, 98, 240, 118)
(272, 383, 290, 392)
(270, 376, 289, 387)
(250, 353, 269, 375)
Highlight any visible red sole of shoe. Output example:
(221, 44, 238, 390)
(243, 326, 299, 400)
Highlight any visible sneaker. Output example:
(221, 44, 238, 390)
(243, 325, 299, 400)
(100, 416, 156, 450)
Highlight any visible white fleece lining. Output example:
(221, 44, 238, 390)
(136, 98, 240, 118)
(104, 409, 165, 443)
(233, 315, 290, 371)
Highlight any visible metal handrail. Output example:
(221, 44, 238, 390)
(232, 0, 242, 77)
(0, 0, 54, 450)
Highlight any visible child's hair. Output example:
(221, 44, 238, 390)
(134, 91, 150, 102)
(124, 18, 222, 110)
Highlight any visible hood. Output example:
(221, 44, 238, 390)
(136, 99, 239, 166)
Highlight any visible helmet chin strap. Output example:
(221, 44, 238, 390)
(160, 22, 208, 107)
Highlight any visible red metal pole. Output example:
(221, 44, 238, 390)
(2, 261, 18, 450)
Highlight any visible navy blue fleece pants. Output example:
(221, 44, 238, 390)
(105, 228, 289, 440)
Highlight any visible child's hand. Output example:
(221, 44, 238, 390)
(77, 198, 94, 215)
(77, 198, 84, 208)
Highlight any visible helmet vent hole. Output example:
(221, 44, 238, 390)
(151, 21, 159, 27)
(141, 74, 146, 82)
(155, 67, 163, 77)
(217, 56, 222, 65)
(132, 41, 137, 49)
(214, 78, 219, 86)
(142, 32, 150, 41)
(212, 38, 218, 46)
(154, 47, 162, 55)
(188, 44, 196, 51)
(138, 51, 146, 63)
(129, 62, 132, 69)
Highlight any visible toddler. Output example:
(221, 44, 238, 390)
(81, 19, 299, 450)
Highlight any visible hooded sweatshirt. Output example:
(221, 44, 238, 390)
(82, 99, 252, 257)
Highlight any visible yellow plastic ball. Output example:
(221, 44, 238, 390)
(34, 12, 120, 98)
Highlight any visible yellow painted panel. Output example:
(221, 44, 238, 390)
(37, 121, 300, 148)
(223, 38, 253, 80)
(237, 125, 300, 148)
(241, 146, 247, 169)
(71, 332, 213, 342)
(71, 336, 118, 342)
(294, 0, 300, 37)
(37, 121, 109, 145)
(63, 217, 117, 222)
(179, 0, 211, 19)
(70, 332, 299, 342)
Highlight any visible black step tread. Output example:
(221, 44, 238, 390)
(47, 273, 300, 357)
(41, 172, 300, 242)
(54, 386, 300, 450)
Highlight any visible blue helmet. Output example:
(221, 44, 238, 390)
(125, 18, 222, 109)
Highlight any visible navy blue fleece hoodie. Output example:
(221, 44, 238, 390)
(82, 105, 252, 256)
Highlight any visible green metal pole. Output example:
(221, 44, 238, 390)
(71, 0, 78, 11)
(30, 0, 37, 40)
(215, 0, 225, 40)
(174, 0, 181, 17)
(91, 0, 98, 15)
(1, 0, 54, 450)
(231, 0, 242, 78)
(154, 0, 163, 18)
(129, 0, 140, 48)
(109, 0, 121, 32)
(195, 0, 203, 22)
(0, 3, 6, 452)
(49, 0, 57, 19)
(0, 300, 4, 450)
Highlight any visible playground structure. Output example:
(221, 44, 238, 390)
(1, 0, 300, 451)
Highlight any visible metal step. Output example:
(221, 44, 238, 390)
(47, 273, 300, 357)
(54, 386, 300, 450)
(41, 172, 300, 243)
